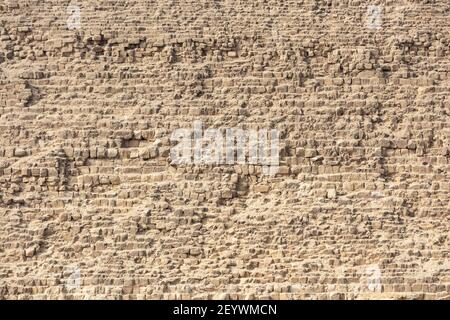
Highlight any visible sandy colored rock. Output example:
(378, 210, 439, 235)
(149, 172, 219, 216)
(0, 0, 449, 300)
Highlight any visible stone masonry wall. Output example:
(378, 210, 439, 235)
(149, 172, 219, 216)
(0, 0, 449, 299)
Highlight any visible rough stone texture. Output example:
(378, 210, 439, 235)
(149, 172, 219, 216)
(0, 0, 449, 300)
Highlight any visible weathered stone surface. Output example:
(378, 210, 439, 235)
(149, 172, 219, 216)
(0, 0, 449, 300)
